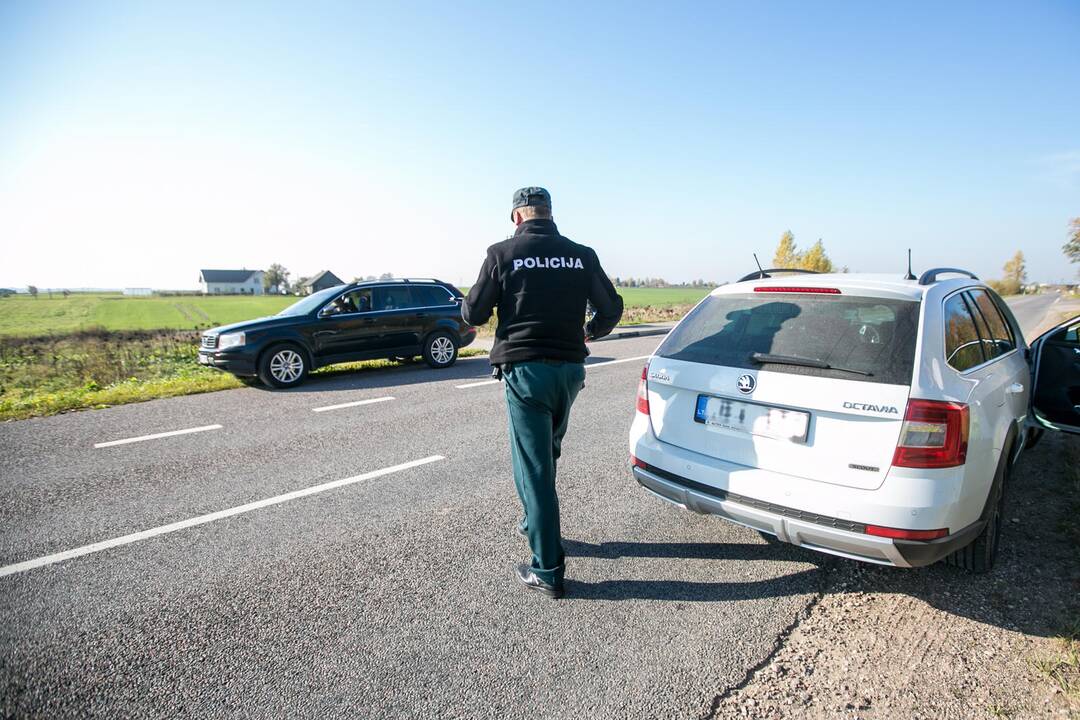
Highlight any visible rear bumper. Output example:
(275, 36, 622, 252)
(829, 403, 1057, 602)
(459, 327, 477, 348)
(632, 463, 981, 568)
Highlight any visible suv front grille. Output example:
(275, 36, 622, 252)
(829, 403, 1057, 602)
(201, 335, 217, 350)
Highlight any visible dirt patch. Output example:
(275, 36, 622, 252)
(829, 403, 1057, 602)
(708, 432, 1080, 719)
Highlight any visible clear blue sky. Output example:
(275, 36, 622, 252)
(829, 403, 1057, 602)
(1, 0, 1077, 289)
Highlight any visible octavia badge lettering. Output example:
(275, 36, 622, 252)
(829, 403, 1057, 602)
(736, 374, 756, 394)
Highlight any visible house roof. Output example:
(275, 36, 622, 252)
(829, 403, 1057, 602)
(200, 269, 261, 283)
(302, 270, 344, 287)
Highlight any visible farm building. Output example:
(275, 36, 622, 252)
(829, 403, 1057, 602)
(300, 270, 344, 294)
(198, 269, 265, 295)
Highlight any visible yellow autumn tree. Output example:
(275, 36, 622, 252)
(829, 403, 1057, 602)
(799, 239, 834, 273)
(773, 231, 799, 268)
(772, 231, 835, 272)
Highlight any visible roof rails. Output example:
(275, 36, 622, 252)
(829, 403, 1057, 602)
(736, 268, 820, 283)
(917, 268, 979, 286)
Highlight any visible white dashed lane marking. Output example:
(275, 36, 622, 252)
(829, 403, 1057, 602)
(455, 355, 651, 389)
(312, 396, 395, 413)
(0, 455, 446, 578)
(94, 424, 223, 449)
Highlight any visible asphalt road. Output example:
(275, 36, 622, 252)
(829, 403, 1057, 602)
(0, 293, 1064, 718)
(1005, 291, 1066, 337)
(0, 334, 824, 719)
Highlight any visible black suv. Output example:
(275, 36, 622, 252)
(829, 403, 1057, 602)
(197, 279, 476, 388)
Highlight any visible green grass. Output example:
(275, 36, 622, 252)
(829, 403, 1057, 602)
(613, 287, 711, 308)
(0, 329, 487, 421)
(0, 287, 714, 338)
(0, 293, 296, 336)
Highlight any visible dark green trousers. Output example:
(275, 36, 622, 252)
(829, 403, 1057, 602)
(504, 360, 586, 587)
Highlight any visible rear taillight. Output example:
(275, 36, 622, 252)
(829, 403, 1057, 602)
(892, 399, 969, 468)
(630, 454, 647, 469)
(636, 365, 650, 415)
(865, 525, 949, 541)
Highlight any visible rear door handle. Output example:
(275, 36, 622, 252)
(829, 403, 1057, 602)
(415, 312, 428, 318)
(1006, 383, 1024, 394)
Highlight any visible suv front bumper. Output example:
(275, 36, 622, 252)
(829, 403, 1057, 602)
(197, 350, 257, 376)
(632, 462, 983, 568)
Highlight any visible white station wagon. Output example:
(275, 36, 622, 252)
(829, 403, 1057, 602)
(629, 267, 1079, 572)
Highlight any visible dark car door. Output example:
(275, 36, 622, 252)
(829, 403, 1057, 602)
(405, 284, 458, 343)
(1030, 314, 1080, 434)
(311, 288, 380, 360)
(371, 286, 418, 351)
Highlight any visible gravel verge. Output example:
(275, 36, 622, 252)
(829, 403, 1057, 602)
(709, 431, 1080, 719)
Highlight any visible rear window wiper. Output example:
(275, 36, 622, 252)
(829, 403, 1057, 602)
(749, 352, 873, 377)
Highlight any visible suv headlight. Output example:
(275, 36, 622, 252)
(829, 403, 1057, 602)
(218, 332, 246, 350)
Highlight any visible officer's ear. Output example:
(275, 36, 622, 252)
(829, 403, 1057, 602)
(512, 209, 523, 226)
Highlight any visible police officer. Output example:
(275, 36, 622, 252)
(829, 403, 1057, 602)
(462, 187, 623, 599)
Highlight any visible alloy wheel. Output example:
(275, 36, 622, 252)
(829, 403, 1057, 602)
(270, 349, 304, 383)
(430, 336, 454, 365)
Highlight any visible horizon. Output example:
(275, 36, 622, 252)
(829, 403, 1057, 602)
(2, 1, 1078, 289)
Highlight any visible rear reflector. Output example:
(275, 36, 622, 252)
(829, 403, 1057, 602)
(636, 365, 650, 415)
(865, 525, 949, 541)
(754, 286, 842, 294)
(892, 399, 969, 468)
(630, 454, 647, 469)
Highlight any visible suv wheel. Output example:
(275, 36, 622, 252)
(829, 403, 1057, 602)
(945, 448, 1009, 574)
(259, 344, 309, 388)
(422, 332, 458, 369)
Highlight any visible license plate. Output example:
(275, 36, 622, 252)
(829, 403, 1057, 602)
(694, 395, 809, 443)
(198, 354, 211, 365)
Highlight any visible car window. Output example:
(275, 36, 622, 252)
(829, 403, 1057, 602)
(374, 286, 412, 311)
(411, 285, 455, 307)
(943, 293, 985, 372)
(655, 293, 920, 385)
(321, 288, 372, 316)
(278, 285, 345, 317)
(968, 289, 1015, 354)
(965, 292, 1002, 362)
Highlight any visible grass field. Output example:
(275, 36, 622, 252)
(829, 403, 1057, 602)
(0, 287, 711, 337)
(0, 293, 295, 336)
(0, 286, 709, 419)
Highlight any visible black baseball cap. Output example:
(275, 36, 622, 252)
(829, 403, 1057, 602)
(510, 186, 551, 220)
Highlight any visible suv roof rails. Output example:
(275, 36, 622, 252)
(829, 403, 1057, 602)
(917, 268, 979, 286)
(736, 268, 820, 283)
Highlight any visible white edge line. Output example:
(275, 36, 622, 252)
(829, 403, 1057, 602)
(94, 424, 223, 449)
(584, 355, 652, 369)
(454, 355, 652, 389)
(455, 380, 501, 389)
(312, 396, 395, 412)
(0, 455, 446, 578)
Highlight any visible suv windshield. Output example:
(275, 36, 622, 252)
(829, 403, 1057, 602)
(656, 293, 920, 385)
(276, 285, 345, 317)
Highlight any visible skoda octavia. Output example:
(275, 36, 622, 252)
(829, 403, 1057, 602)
(629, 268, 1079, 572)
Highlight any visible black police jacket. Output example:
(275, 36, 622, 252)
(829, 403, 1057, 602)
(462, 219, 624, 364)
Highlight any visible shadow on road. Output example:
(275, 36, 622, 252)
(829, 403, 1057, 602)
(565, 433, 1078, 635)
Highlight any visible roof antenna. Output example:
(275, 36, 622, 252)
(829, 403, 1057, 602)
(903, 249, 916, 281)
(753, 253, 768, 280)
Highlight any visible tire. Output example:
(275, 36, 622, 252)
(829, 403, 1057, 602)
(422, 331, 458, 369)
(258, 344, 309, 388)
(945, 448, 1009, 573)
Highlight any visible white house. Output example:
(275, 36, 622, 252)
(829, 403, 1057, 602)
(198, 269, 265, 295)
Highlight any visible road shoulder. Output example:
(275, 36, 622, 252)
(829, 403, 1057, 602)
(710, 432, 1080, 719)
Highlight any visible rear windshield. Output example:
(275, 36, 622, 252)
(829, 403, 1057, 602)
(656, 293, 920, 385)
